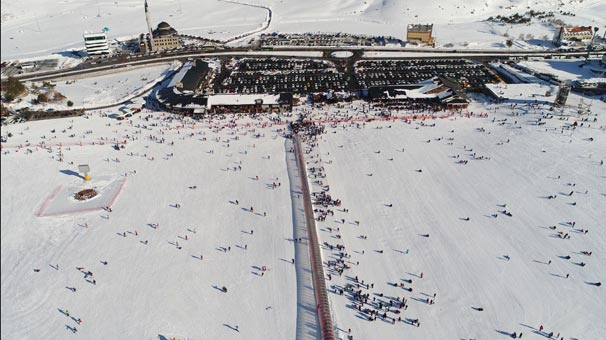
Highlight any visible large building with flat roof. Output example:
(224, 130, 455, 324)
(406, 24, 435, 46)
(83, 31, 110, 55)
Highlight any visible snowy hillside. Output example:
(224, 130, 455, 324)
(2, 0, 605, 59)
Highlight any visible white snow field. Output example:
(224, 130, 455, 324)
(0, 0, 268, 60)
(300, 98, 606, 339)
(2, 0, 606, 60)
(10, 63, 180, 111)
(1, 112, 301, 339)
(517, 59, 606, 83)
(1, 94, 606, 339)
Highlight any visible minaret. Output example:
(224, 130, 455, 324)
(144, 0, 155, 51)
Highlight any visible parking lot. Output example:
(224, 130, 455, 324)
(208, 57, 503, 97)
(259, 33, 404, 47)
(353, 59, 499, 90)
(217, 57, 347, 94)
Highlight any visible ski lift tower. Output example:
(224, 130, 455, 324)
(578, 98, 593, 115)
(555, 85, 571, 106)
(78, 164, 91, 181)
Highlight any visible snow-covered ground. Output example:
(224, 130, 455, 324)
(2, 0, 606, 60)
(517, 59, 606, 83)
(10, 62, 179, 111)
(2, 93, 605, 339)
(1, 111, 299, 339)
(485, 83, 558, 102)
(331, 51, 354, 58)
(299, 97, 606, 339)
(0, 0, 268, 60)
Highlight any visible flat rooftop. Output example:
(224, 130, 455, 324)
(407, 24, 433, 32)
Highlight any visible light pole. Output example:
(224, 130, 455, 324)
(586, 27, 599, 61)
(591, 27, 599, 48)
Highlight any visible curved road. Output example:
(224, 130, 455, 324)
(219, 0, 272, 44)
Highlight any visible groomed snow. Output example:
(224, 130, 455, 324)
(517, 59, 606, 83)
(485, 83, 558, 102)
(299, 98, 606, 339)
(1, 111, 298, 339)
(2, 93, 606, 340)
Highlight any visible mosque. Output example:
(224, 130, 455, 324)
(139, 0, 181, 53)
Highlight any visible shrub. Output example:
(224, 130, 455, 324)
(1, 77, 26, 102)
(37, 92, 50, 103)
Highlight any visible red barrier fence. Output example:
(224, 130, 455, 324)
(294, 134, 335, 340)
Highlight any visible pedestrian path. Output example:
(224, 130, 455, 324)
(285, 138, 322, 340)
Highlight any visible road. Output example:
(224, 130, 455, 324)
(11, 46, 603, 82)
(220, 0, 272, 44)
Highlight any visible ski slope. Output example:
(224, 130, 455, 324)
(301, 99, 606, 339)
(1, 94, 605, 339)
(0, 111, 298, 339)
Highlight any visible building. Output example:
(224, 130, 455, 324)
(156, 60, 210, 114)
(140, 1, 181, 53)
(207, 93, 293, 114)
(367, 76, 469, 110)
(554, 26, 594, 46)
(406, 24, 435, 46)
(83, 31, 110, 56)
(151, 22, 181, 51)
(176, 59, 210, 94)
